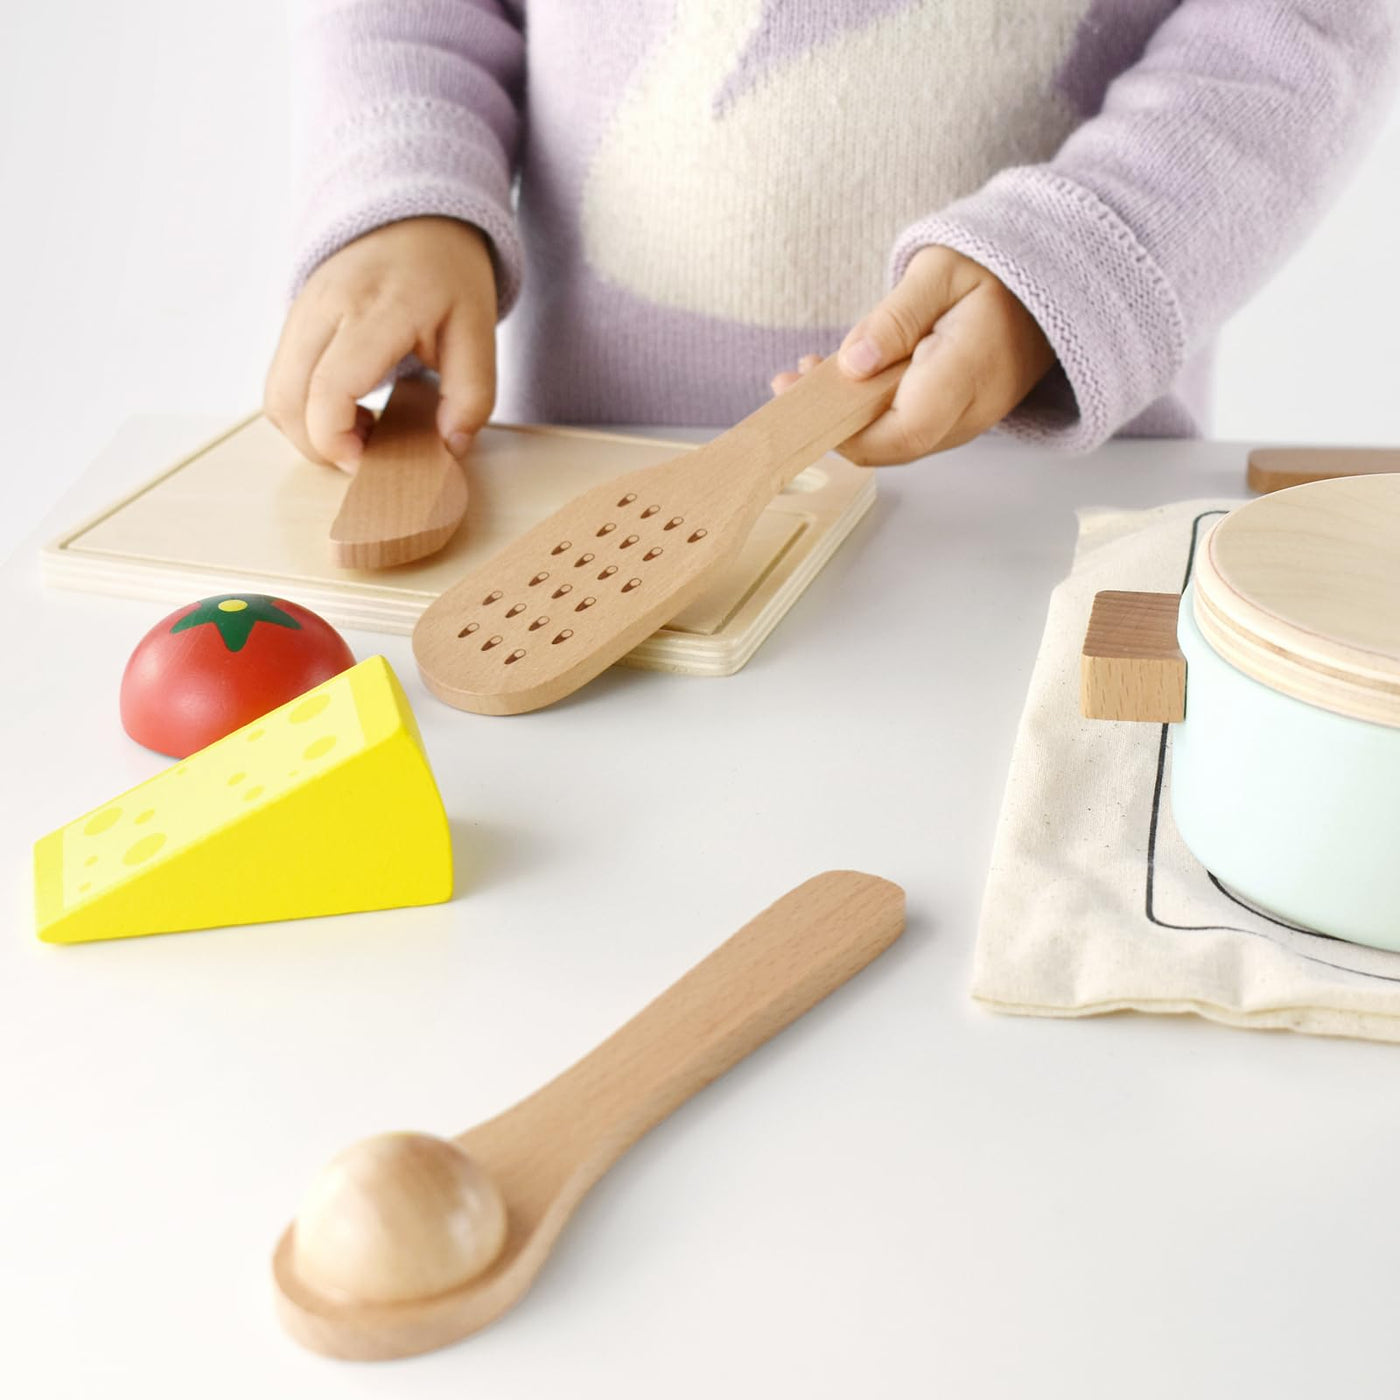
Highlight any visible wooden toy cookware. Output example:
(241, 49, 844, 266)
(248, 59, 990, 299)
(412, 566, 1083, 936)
(273, 871, 906, 1360)
(329, 377, 470, 569)
(413, 355, 902, 715)
(1081, 474, 1400, 950)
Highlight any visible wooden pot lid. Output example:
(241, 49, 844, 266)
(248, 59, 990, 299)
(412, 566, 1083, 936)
(1192, 474, 1400, 728)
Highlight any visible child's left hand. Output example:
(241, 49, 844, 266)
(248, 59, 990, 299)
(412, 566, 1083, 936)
(771, 245, 1055, 465)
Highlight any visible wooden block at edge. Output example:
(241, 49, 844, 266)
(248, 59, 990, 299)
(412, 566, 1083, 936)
(1080, 590, 1186, 723)
(1247, 447, 1400, 495)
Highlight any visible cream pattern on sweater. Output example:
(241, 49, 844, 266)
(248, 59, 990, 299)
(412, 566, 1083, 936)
(581, 0, 1087, 328)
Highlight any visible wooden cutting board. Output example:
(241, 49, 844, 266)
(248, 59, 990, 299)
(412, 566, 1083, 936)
(42, 416, 876, 677)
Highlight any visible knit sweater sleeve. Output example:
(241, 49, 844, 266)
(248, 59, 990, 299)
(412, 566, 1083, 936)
(890, 0, 1398, 452)
(289, 0, 525, 315)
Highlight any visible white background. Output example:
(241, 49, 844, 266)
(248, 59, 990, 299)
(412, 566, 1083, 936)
(8, 9, 1400, 1397)
(3, 1, 1400, 567)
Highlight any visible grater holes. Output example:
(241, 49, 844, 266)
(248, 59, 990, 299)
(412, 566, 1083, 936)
(551, 541, 571, 556)
(598, 565, 618, 580)
(622, 578, 641, 593)
(482, 635, 503, 651)
(505, 649, 525, 665)
(619, 534, 640, 549)
(617, 493, 638, 507)
(530, 572, 549, 586)
(575, 597, 597, 612)
(551, 584, 573, 599)
(664, 516, 683, 530)
(483, 590, 503, 605)
(640, 505, 660, 519)
(553, 629, 573, 644)
(643, 547, 663, 561)
(458, 622, 480, 638)
(596, 523, 617, 537)
(506, 603, 526, 618)
(687, 529, 708, 543)
(528, 617, 549, 631)
(574, 553, 595, 568)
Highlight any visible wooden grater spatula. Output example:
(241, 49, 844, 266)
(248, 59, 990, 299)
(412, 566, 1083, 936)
(412, 355, 902, 714)
(329, 377, 469, 569)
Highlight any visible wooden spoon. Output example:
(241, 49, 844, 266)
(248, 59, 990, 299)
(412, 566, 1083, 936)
(272, 870, 906, 1360)
(412, 355, 902, 714)
(329, 377, 469, 569)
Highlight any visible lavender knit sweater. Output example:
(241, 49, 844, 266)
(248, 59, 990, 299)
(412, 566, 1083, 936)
(292, 1, 1396, 450)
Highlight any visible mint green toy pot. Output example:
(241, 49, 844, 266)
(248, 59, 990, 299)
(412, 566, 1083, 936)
(1082, 476, 1400, 952)
(1171, 581, 1400, 946)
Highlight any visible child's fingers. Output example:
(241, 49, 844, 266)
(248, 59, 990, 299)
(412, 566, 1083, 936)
(304, 315, 418, 470)
(837, 325, 977, 466)
(264, 304, 340, 468)
(433, 306, 496, 459)
(837, 250, 964, 379)
(769, 354, 824, 397)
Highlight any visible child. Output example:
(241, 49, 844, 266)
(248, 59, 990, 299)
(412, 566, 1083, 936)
(265, 1, 1395, 473)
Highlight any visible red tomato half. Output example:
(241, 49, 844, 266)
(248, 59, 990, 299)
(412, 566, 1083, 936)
(120, 594, 356, 758)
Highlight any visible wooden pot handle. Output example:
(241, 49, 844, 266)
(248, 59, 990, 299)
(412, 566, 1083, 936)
(1247, 447, 1400, 495)
(1080, 590, 1186, 722)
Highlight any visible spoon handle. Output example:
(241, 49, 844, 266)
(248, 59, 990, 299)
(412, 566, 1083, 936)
(483, 871, 905, 1179)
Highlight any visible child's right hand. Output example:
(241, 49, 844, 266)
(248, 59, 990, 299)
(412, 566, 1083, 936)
(264, 217, 498, 472)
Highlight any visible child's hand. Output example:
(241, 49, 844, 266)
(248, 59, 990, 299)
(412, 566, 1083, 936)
(771, 246, 1054, 465)
(264, 217, 498, 472)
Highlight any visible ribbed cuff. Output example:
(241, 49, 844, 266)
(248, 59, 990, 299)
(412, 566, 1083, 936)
(890, 167, 1186, 453)
(291, 95, 523, 316)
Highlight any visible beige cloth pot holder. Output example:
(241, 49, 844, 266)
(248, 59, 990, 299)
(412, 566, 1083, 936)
(973, 498, 1400, 1044)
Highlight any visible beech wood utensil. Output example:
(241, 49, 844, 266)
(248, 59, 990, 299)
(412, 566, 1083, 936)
(412, 355, 903, 714)
(330, 378, 469, 569)
(1246, 446, 1400, 494)
(273, 870, 906, 1360)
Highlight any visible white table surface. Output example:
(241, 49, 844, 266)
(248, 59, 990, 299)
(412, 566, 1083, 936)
(4, 420, 1397, 1399)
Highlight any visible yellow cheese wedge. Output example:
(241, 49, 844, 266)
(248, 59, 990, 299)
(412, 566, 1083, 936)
(34, 656, 452, 943)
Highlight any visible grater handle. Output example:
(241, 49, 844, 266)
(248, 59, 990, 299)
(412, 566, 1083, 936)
(719, 355, 905, 496)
